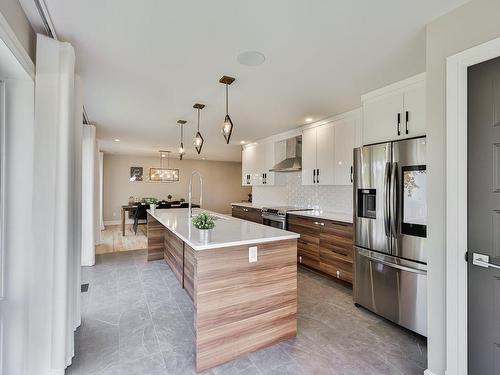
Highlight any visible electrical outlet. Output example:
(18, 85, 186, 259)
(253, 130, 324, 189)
(112, 212, 116, 217)
(249, 246, 257, 263)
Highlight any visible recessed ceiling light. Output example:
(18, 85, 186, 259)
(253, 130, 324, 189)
(305, 118, 313, 123)
(237, 51, 265, 66)
(161, 154, 166, 158)
(240, 141, 246, 145)
(114, 138, 120, 142)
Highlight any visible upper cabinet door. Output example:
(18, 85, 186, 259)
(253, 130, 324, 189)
(315, 123, 335, 185)
(402, 81, 426, 138)
(362, 91, 403, 145)
(263, 141, 276, 185)
(362, 73, 426, 145)
(334, 119, 356, 185)
(302, 127, 317, 186)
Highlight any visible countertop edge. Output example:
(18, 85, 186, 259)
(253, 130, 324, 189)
(288, 211, 353, 224)
(147, 210, 299, 251)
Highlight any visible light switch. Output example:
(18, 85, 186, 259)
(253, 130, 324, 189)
(249, 246, 258, 263)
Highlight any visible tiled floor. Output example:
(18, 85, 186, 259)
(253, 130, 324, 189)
(96, 225, 148, 254)
(67, 250, 427, 375)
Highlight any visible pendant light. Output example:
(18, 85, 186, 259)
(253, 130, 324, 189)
(193, 103, 205, 154)
(149, 150, 179, 182)
(219, 75, 235, 144)
(177, 120, 186, 160)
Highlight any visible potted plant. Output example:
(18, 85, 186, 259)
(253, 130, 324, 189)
(145, 197, 159, 213)
(167, 194, 172, 201)
(192, 212, 216, 230)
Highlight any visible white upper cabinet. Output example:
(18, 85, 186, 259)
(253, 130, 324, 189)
(301, 127, 317, 186)
(315, 124, 335, 185)
(241, 140, 285, 186)
(333, 118, 356, 185)
(362, 73, 426, 145)
(302, 112, 358, 186)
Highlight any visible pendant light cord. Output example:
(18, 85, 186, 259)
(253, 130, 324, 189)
(225, 84, 229, 115)
(197, 109, 200, 132)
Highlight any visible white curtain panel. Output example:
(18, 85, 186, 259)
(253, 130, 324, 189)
(99, 151, 104, 231)
(28, 34, 81, 375)
(81, 124, 96, 266)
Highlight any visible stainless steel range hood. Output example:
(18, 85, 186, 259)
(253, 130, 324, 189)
(269, 136, 302, 172)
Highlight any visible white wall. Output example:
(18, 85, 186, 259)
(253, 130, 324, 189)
(103, 153, 251, 221)
(426, 0, 500, 374)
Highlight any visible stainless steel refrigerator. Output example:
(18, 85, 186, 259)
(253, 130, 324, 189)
(353, 136, 427, 336)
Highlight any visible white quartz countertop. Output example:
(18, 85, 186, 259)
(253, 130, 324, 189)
(230, 202, 265, 209)
(147, 208, 299, 251)
(289, 210, 353, 224)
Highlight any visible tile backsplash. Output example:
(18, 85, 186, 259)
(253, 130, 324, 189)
(252, 172, 353, 213)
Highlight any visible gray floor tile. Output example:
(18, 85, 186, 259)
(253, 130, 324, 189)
(67, 252, 427, 375)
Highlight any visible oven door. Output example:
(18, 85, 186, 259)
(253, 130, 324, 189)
(261, 213, 286, 230)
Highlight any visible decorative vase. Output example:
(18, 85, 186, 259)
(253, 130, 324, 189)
(150, 203, 156, 213)
(199, 229, 210, 243)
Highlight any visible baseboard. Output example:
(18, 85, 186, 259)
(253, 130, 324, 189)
(425, 369, 439, 375)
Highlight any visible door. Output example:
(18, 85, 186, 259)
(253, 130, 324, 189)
(316, 123, 335, 185)
(334, 119, 356, 185)
(402, 82, 426, 139)
(353, 142, 392, 254)
(391, 137, 427, 263)
(301, 127, 316, 185)
(362, 91, 403, 145)
(467, 57, 500, 375)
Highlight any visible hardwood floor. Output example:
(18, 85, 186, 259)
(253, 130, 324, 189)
(96, 224, 147, 254)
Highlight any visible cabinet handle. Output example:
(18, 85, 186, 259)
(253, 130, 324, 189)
(397, 113, 401, 136)
(405, 111, 409, 135)
(314, 221, 325, 226)
(313, 169, 316, 184)
(243, 208, 249, 212)
(350, 166, 353, 183)
(317, 169, 320, 184)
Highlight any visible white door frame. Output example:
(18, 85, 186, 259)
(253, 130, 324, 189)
(446, 35, 500, 375)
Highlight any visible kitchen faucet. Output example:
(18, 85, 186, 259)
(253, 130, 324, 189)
(188, 171, 203, 217)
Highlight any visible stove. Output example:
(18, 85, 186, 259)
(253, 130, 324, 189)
(261, 206, 312, 230)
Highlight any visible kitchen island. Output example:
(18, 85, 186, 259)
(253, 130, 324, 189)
(146, 208, 299, 372)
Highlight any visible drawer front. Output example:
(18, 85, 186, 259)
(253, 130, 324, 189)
(320, 221, 353, 257)
(246, 207, 262, 223)
(288, 224, 320, 244)
(232, 206, 246, 219)
(298, 250, 320, 269)
(319, 258, 353, 283)
(297, 238, 320, 259)
(288, 215, 325, 230)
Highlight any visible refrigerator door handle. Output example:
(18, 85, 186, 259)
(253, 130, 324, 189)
(384, 162, 391, 237)
(357, 249, 427, 275)
(390, 162, 399, 238)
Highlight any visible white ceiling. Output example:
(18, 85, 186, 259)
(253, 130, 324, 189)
(21, 0, 468, 161)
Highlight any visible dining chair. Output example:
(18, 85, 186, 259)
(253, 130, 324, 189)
(133, 203, 150, 234)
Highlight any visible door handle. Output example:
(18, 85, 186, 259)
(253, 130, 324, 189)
(383, 162, 391, 237)
(405, 111, 409, 135)
(350, 166, 353, 183)
(317, 169, 320, 184)
(313, 169, 316, 184)
(472, 253, 500, 269)
(397, 113, 401, 136)
(390, 162, 398, 238)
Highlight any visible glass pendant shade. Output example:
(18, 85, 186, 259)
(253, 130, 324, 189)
(193, 131, 204, 154)
(177, 119, 186, 160)
(179, 143, 184, 160)
(193, 104, 205, 154)
(222, 114, 233, 144)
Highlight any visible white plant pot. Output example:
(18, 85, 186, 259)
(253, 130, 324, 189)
(150, 204, 156, 213)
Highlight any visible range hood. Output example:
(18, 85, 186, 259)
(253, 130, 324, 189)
(269, 136, 302, 172)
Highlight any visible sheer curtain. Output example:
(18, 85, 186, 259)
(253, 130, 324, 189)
(28, 34, 82, 375)
(81, 124, 96, 266)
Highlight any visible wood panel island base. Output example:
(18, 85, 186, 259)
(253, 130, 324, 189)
(146, 209, 299, 372)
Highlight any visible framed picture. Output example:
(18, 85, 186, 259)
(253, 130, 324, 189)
(130, 166, 143, 182)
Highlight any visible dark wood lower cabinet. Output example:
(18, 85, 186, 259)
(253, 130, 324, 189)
(288, 214, 353, 284)
(231, 205, 262, 224)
